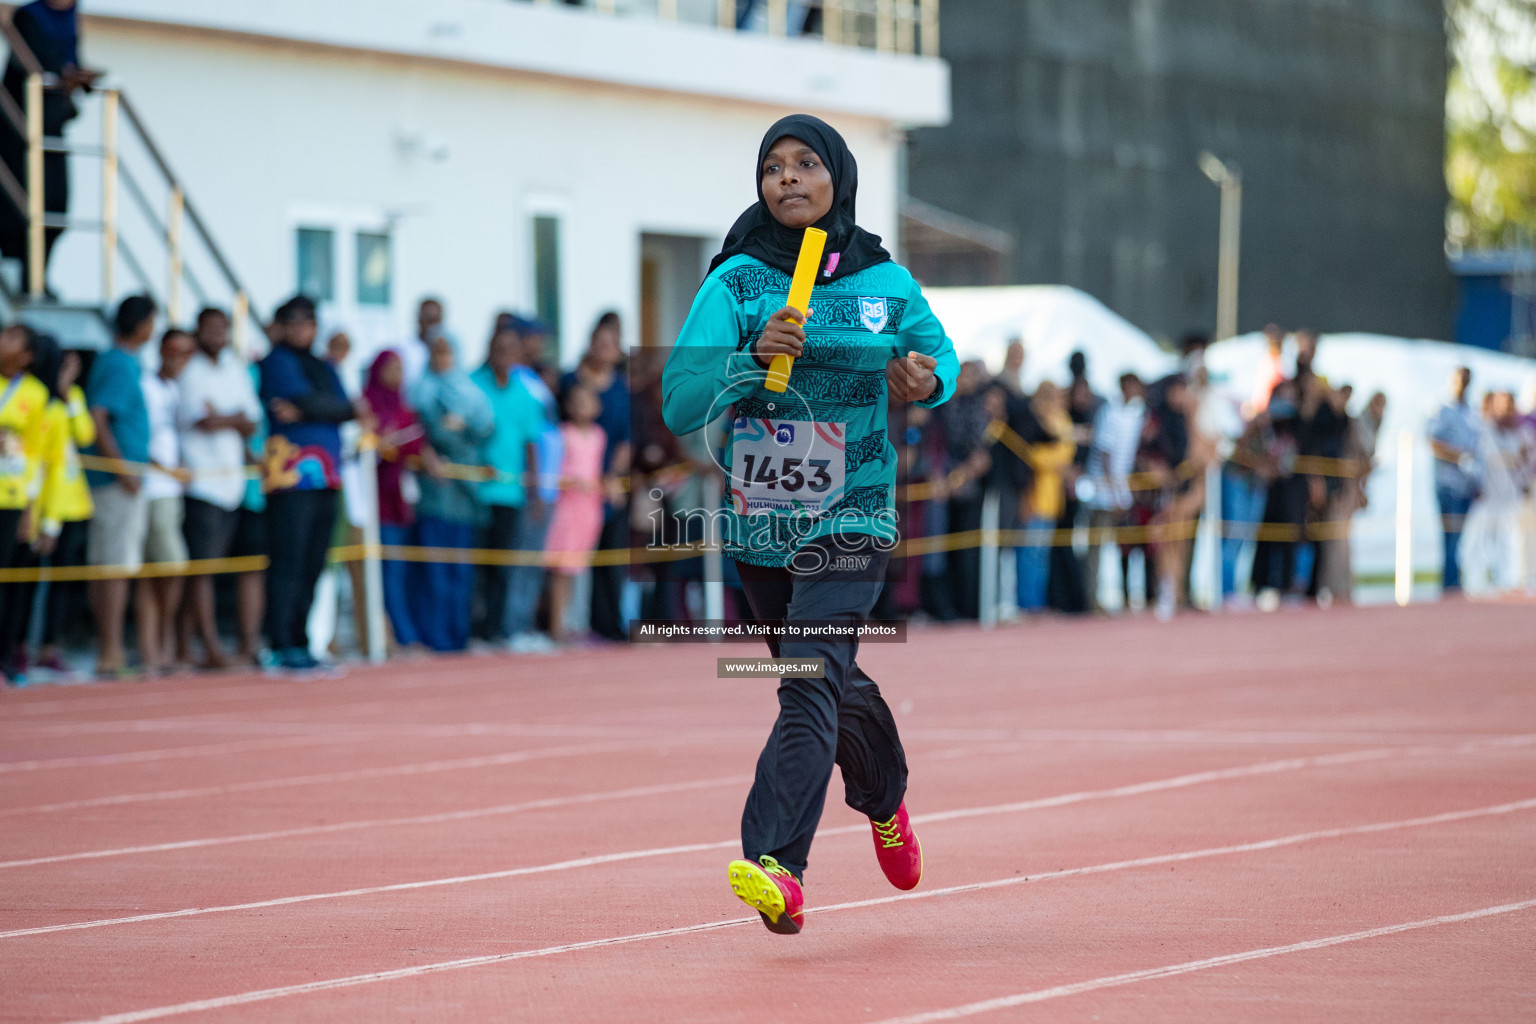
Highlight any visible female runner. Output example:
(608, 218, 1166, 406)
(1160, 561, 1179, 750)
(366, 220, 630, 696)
(663, 114, 959, 934)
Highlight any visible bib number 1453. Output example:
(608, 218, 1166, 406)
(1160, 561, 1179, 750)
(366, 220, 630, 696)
(730, 418, 846, 516)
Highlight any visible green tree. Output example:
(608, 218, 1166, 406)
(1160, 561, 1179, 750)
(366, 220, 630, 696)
(1446, 0, 1536, 250)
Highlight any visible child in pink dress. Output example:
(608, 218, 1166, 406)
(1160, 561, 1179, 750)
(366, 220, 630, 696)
(544, 384, 607, 642)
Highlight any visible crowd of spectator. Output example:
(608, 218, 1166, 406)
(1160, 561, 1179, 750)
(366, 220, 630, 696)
(2, 296, 1534, 685)
(0, 294, 637, 683)
(1429, 365, 1536, 595)
(869, 326, 1395, 622)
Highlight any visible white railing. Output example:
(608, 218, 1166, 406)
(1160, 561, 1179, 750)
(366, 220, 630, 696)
(2, 9, 267, 351)
(528, 0, 939, 57)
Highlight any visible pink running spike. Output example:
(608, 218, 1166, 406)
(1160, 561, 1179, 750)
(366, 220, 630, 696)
(870, 801, 923, 890)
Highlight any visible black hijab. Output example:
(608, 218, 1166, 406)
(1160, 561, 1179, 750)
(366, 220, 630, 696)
(708, 114, 891, 283)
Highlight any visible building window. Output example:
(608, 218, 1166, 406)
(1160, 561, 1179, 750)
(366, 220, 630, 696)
(296, 227, 334, 302)
(356, 231, 392, 307)
(533, 215, 561, 351)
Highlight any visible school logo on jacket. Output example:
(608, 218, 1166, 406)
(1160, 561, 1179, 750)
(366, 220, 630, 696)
(858, 297, 888, 334)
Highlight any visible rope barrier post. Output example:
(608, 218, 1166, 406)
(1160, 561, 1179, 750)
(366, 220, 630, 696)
(978, 488, 999, 629)
(167, 186, 185, 324)
(876, 0, 896, 51)
(997, 524, 1018, 621)
(1395, 428, 1413, 607)
(1200, 454, 1223, 611)
(101, 89, 119, 305)
(920, 0, 939, 56)
(24, 71, 43, 298)
(357, 443, 388, 664)
(232, 290, 250, 358)
(896, 0, 915, 53)
(703, 473, 724, 637)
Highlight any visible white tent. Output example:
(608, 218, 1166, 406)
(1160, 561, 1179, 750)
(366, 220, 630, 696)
(923, 285, 1174, 395)
(922, 283, 1536, 596)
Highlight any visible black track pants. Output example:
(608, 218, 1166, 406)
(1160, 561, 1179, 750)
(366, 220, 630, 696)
(733, 537, 908, 880)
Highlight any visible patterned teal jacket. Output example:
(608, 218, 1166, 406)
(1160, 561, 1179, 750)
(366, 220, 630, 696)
(662, 254, 959, 567)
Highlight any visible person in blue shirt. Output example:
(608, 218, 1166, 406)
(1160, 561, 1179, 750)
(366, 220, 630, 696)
(258, 295, 354, 671)
(662, 114, 958, 934)
(1429, 366, 1481, 593)
(472, 327, 546, 643)
(503, 317, 563, 651)
(232, 360, 269, 667)
(409, 334, 494, 652)
(84, 294, 155, 676)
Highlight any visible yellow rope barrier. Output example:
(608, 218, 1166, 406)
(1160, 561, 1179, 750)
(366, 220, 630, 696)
(20, 419, 1367, 586)
(76, 453, 257, 479)
(77, 442, 680, 495)
(0, 515, 1361, 583)
(73, 421, 1365, 503)
(0, 554, 268, 583)
(326, 542, 712, 569)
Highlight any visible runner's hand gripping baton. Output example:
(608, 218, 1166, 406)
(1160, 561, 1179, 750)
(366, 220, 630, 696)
(764, 226, 827, 393)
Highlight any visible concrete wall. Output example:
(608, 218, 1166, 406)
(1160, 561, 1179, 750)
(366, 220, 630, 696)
(906, 0, 1453, 342)
(49, 0, 946, 366)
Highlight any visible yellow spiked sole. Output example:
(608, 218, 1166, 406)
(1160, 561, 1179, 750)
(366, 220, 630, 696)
(727, 860, 800, 934)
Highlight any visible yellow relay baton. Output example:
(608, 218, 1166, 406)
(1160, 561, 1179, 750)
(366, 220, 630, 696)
(764, 226, 827, 393)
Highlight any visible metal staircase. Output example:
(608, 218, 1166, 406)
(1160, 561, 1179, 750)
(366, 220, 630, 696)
(0, 7, 265, 351)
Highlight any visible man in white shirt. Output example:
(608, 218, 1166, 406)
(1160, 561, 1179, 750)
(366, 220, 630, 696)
(138, 329, 195, 672)
(175, 307, 261, 668)
(1083, 372, 1147, 612)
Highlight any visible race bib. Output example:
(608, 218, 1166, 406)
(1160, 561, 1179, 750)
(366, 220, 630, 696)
(0, 429, 25, 479)
(729, 417, 845, 516)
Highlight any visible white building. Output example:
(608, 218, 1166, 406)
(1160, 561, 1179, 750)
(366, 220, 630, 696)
(34, 0, 948, 370)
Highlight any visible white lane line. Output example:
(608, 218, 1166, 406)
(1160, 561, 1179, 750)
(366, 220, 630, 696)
(2, 718, 757, 741)
(0, 746, 1392, 869)
(867, 898, 1536, 1024)
(0, 745, 1486, 937)
(923, 728, 1536, 750)
(5, 651, 667, 717)
(16, 725, 1522, 820)
(8, 714, 1522, 748)
(0, 740, 660, 817)
(2, 688, 721, 739)
(10, 725, 1518, 777)
(909, 746, 1400, 825)
(57, 802, 1536, 1024)
(0, 734, 1392, 837)
(66, 914, 763, 1024)
(0, 734, 382, 773)
(0, 775, 748, 869)
(811, 797, 1536, 915)
(0, 837, 743, 940)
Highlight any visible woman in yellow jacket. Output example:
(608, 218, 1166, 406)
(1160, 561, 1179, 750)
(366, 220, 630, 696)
(29, 342, 95, 678)
(0, 325, 50, 684)
(1016, 381, 1077, 612)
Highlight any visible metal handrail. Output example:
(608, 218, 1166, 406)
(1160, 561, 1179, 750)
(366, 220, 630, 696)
(115, 91, 258, 327)
(0, 154, 21, 214)
(0, 82, 22, 137)
(0, 10, 41, 78)
(0, 6, 265, 348)
(116, 233, 155, 299)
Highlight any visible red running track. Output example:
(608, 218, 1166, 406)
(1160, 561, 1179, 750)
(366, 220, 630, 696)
(2, 600, 1534, 1023)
